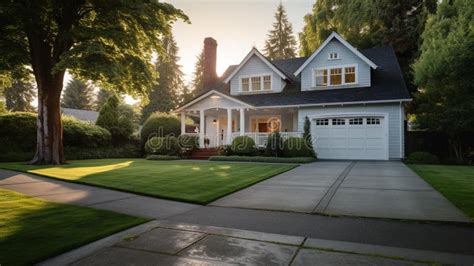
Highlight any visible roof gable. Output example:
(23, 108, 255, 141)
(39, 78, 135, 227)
(224, 48, 289, 83)
(175, 90, 254, 112)
(294, 32, 378, 76)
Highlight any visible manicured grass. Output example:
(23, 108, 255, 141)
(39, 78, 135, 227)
(0, 159, 295, 204)
(408, 164, 474, 219)
(0, 188, 147, 265)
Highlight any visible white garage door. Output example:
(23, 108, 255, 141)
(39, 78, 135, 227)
(312, 116, 387, 160)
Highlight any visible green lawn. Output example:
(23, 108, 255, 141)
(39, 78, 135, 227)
(0, 159, 295, 204)
(0, 188, 147, 265)
(408, 164, 474, 219)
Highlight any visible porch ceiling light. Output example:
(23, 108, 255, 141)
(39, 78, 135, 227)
(210, 95, 221, 99)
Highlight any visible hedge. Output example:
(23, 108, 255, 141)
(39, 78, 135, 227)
(231, 136, 256, 156)
(283, 137, 315, 157)
(209, 155, 316, 164)
(144, 136, 180, 156)
(405, 152, 439, 164)
(146, 155, 181, 160)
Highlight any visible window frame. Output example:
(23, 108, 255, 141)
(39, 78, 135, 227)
(239, 73, 273, 92)
(312, 64, 358, 87)
(328, 52, 340, 60)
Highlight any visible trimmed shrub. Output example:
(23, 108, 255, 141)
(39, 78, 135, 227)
(144, 136, 180, 155)
(177, 135, 199, 150)
(283, 137, 314, 157)
(303, 116, 316, 157)
(146, 155, 180, 160)
(405, 152, 439, 164)
(231, 136, 257, 156)
(218, 145, 233, 156)
(209, 155, 315, 164)
(63, 116, 111, 147)
(141, 113, 180, 145)
(64, 144, 140, 160)
(0, 112, 37, 151)
(265, 131, 283, 157)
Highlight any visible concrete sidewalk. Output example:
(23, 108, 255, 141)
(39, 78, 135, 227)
(40, 220, 474, 266)
(211, 161, 469, 222)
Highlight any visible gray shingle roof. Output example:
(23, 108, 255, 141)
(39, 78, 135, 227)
(61, 108, 99, 122)
(186, 46, 410, 108)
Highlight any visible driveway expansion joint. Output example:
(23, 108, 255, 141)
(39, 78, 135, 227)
(313, 161, 356, 213)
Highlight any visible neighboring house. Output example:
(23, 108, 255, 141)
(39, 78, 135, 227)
(176, 33, 411, 160)
(61, 107, 99, 123)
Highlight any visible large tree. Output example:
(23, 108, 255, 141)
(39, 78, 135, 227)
(142, 33, 184, 121)
(299, 0, 436, 93)
(4, 80, 36, 112)
(263, 3, 297, 60)
(191, 48, 204, 95)
(413, 0, 474, 161)
(0, 1, 187, 164)
(61, 79, 95, 110)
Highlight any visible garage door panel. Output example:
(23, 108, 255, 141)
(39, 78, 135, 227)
(312, 116, 387, 160)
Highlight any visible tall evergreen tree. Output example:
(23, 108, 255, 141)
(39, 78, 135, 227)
(263, 3, 297, 60)
(61, 79, 95, 110)
(413, 0, 474, 161)
(4, 80, 36, 112)
(299, 0, 436, 94)
(142, 33, 185, 122)
(96, 94, 134, 143)
(191, 48, 204, 95)
(96, 89, 113, 111)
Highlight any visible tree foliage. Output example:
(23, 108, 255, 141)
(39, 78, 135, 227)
(61, 79, 95, 110)
(299, 0, 436, 93)
(263, 3, 297, 60)
(191, 48, 204, 95)
(4, 80, 36, 112)
(142, 33, 185, 122)
(96, 94, 134, 143)
(0, 0, 187, 164)
(413, 0, 474, 161)
(96, 89, 113, 111)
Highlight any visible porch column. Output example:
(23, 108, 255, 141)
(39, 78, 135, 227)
(239, 108, 245, 136)
(227, 108, 232, 145)
(199, 109, 205, 148)
(180, 111, 185, 135)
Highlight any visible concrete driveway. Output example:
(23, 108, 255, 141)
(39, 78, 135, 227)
(211, 161, 469, 222)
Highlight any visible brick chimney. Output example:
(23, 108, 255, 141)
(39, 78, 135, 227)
(203, 37, 218, 88)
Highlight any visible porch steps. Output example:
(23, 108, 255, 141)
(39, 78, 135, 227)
(189, 148, 219, 160)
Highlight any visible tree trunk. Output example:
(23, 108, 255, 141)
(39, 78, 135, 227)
(30, 74, 65, 165)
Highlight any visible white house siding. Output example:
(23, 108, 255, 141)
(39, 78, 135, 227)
(297, 103, 404, 159)
(300, 39, 371, 91)
(230, 55, 285, 95)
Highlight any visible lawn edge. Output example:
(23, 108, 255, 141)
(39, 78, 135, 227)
(0, 162, 298, 205)
(406, 163, 474, 221)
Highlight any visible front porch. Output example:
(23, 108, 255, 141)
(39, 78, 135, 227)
(177, 91, 302, 148)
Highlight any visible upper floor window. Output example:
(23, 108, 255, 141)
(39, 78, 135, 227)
(263, 75, 271, 90)
(328, 52, 339, 60)
(313, 65, 358, 87)
(240, 74, 272, 92)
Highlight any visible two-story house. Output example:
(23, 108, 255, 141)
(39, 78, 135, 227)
(176, 32, 411, 160)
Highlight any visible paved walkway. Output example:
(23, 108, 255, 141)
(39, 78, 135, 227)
(1, 168, 473, 257)
(40, 220, 474, 266)
(211, 161, 469, 222)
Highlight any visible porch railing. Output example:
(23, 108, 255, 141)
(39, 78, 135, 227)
(182, 132, 303, 148)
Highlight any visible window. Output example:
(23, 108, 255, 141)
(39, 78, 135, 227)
(328, 52, 339, 60)
(263, 75, 271, 90)
(312, 65, 357, 87)
(367, 118, 380, 125)
(332, 118, 345, 125)
(251, 76, 261, 91)
(349, 118, 363, 125)
(345, 67, 356, 84)
(240, 74, 271, 92)
(330, 68, 342, 85)
(315, 69, 328, 86)
(241, 77, 249, 92)
(315, 119, 329, 126)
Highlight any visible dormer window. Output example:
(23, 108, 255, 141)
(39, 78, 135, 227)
(328, 52, 339, 60)
(240, 74, 272, 92)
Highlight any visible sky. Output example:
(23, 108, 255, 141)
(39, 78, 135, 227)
(165, 0, 315, 83)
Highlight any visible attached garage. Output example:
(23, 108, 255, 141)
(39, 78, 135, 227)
(311, 115, 388, 160)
